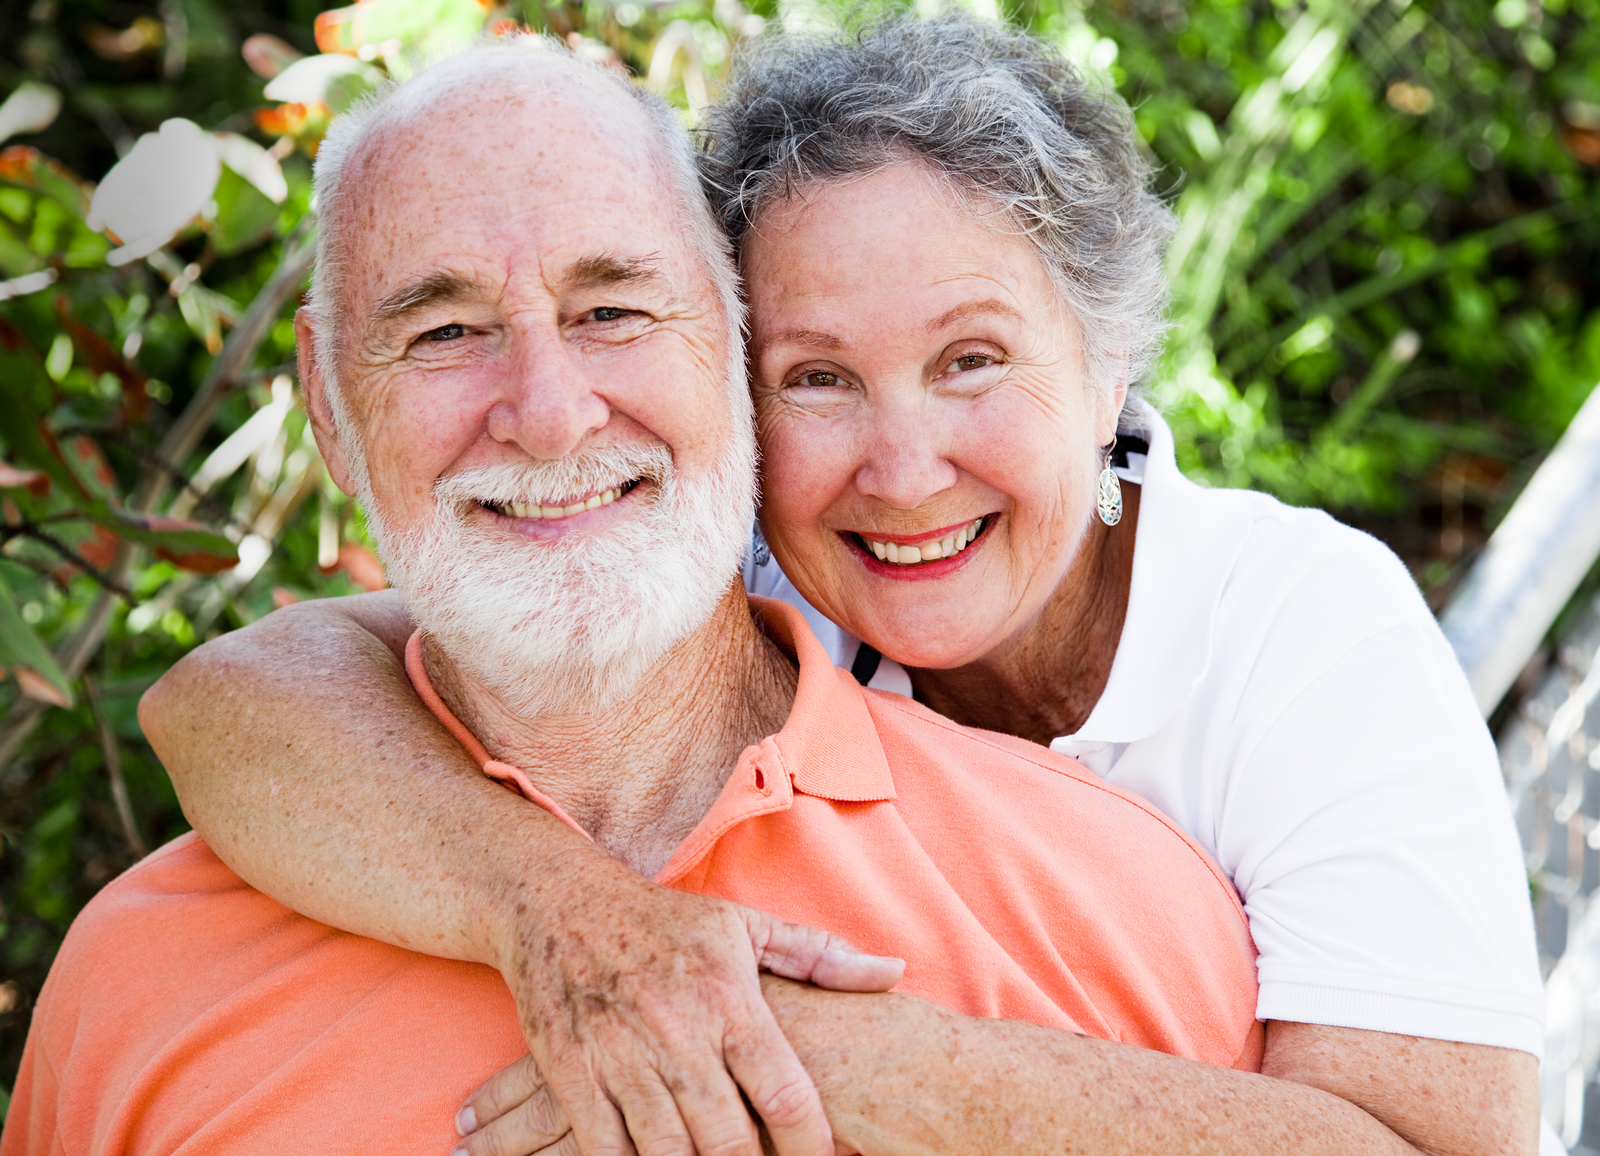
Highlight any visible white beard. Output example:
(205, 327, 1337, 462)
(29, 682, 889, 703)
(361, 423, 756, 718)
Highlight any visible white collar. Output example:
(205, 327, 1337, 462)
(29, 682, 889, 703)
(1060, 401, 1258, 747)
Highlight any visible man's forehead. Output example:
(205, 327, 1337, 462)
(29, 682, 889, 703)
(360, 74, 662, 204)
(341, 77, 686, 304)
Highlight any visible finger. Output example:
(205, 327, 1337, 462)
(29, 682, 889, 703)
(460, 1054, 549, 1135)
(455, 1085, 570, 1156)
(607, 1051, 731, 1156)
(723, 1015, 832, 1156)
(533, 1130, 583, 1156)
(744, 911, 904, 993)
(540, 1054, 640, 1156)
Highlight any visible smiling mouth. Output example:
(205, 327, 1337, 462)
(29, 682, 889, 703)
(482, 480, 641, 521)
(854, 517, 987, 566)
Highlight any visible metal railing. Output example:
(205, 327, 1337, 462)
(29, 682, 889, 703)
(1441, 382, 1600, 1151)
(1503, 596, 1600, 1151)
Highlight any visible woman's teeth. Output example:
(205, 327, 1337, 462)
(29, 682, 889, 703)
(863, 518, 985, 565)
(497, 486, 623, 520)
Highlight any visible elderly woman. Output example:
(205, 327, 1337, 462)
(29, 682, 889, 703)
(142, 17, 1543, 1156)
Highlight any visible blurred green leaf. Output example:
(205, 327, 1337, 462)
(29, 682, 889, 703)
(95, 509, 238, 572)
(0, 570, 73, 707)
(209, 164, 279, 256)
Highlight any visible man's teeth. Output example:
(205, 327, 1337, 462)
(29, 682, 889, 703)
(499, 487, 623, 520)
(864, 518, 985, 565)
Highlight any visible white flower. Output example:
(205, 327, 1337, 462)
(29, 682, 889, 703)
(263, 54, 381, 113)
(0, 82, 62, 145)
(213, 133, 288, 204)
(87, 119, 219, 267)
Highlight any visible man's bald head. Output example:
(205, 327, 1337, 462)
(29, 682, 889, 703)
(305, 34, 740, 452)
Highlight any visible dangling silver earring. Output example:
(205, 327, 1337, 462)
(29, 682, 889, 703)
(751, 516, 772, 567)
(1096, 437, 1123, 527)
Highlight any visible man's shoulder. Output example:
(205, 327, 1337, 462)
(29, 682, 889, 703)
(52, 833, 256, 970)
(855, 688, 1261, 1068)
(23, 834, 523, 1156)
(860, 692, 1243, 906)
(37, 834, 303, 1050)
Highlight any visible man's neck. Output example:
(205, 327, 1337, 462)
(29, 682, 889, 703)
(424, 584, 798, 879)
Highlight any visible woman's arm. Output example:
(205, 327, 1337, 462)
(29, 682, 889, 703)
(459, 981, 1539, 1156)
(139, 592, 900, 1156)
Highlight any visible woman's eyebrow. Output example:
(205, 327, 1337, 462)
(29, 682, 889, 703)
(923, 299, 1024, 332)
(759, 328, 842, 351)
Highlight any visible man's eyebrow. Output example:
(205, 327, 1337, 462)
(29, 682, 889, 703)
(561, 253, 668, 291)
(370, 271, 485, 324)
(923, 299, 1025, 333)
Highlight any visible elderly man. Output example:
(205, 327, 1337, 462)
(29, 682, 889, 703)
(2, 38, 1264, 1156)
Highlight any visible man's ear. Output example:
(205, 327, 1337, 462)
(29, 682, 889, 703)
(295, 307, 357, 496)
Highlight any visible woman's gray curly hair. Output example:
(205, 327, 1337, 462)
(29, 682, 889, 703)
(698, 15, 1176, 401)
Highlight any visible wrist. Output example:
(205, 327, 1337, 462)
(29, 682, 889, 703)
(760, 975, 948, 1151)
(472, 807, 621, 977)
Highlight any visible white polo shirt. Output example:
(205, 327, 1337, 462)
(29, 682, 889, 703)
(747, 400, 1544, 1056)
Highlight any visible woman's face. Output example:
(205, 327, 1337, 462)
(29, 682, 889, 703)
(745, 161, 1123, 670)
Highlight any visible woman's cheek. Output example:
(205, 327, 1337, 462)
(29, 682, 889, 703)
(759, 406, 851, 514)
(757, 411, 860, 593)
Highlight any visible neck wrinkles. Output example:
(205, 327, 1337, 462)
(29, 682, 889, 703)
(909, 483, 1140, 745)
(423, 582, 799, 877)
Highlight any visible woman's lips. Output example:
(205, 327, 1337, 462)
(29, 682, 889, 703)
(856, 517, 985, 564)
(842, 516, 991, 577)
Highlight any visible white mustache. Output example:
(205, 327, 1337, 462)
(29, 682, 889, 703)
(433, 446, 672, 513)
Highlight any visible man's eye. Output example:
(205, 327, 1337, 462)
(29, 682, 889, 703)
(796, 371, 841, 389)
(591, 307, 629, 322)
(423, 323, 467, 342)
(948, 354, 992, 372)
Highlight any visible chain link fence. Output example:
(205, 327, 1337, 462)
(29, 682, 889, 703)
(1504, 592, 1600, 1151)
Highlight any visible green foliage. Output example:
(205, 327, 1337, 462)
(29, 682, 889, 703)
(0, 0, 1595, 1117)
(1094, 0, 1600, 581)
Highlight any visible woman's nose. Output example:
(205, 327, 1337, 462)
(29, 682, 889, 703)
(852, 398, 959, 510)
(487, 328, 611, 460)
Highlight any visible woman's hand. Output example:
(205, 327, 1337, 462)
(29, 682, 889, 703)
(487, 868, 903, 1156)
(456, 918, 898, 1156)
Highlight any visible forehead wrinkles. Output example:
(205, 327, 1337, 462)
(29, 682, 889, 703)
(343, 89, 683, 288)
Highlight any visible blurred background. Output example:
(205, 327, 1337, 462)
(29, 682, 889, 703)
(0, 0, 1597, 1129)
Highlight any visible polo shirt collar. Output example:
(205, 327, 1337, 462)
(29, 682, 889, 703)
(1063, 401, 1257, 746)
(402, 598, 897, 856)
(751, 596, 899, 803)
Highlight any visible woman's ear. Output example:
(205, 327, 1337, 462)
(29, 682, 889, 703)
(1098, 350, 1130, 444)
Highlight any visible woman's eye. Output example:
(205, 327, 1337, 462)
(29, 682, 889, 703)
(948, 354, 993, 372)
(423, 323, 466, 342)
(591, 307, 629, 322)
(796, 371, 841, 389)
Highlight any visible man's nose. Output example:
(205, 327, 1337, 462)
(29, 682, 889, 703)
(852, 392, 960, 510)
(486, 328, 611, 460)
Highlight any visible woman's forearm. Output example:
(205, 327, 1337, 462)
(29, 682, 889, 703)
(760, 978, 1539, 1156)
(140, 591, 579, 965)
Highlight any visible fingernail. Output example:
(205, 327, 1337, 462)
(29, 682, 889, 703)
(455, 1106, 477, 1136)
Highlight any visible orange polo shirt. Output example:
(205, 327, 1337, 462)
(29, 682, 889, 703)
(3, 598, 1261, 1156)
